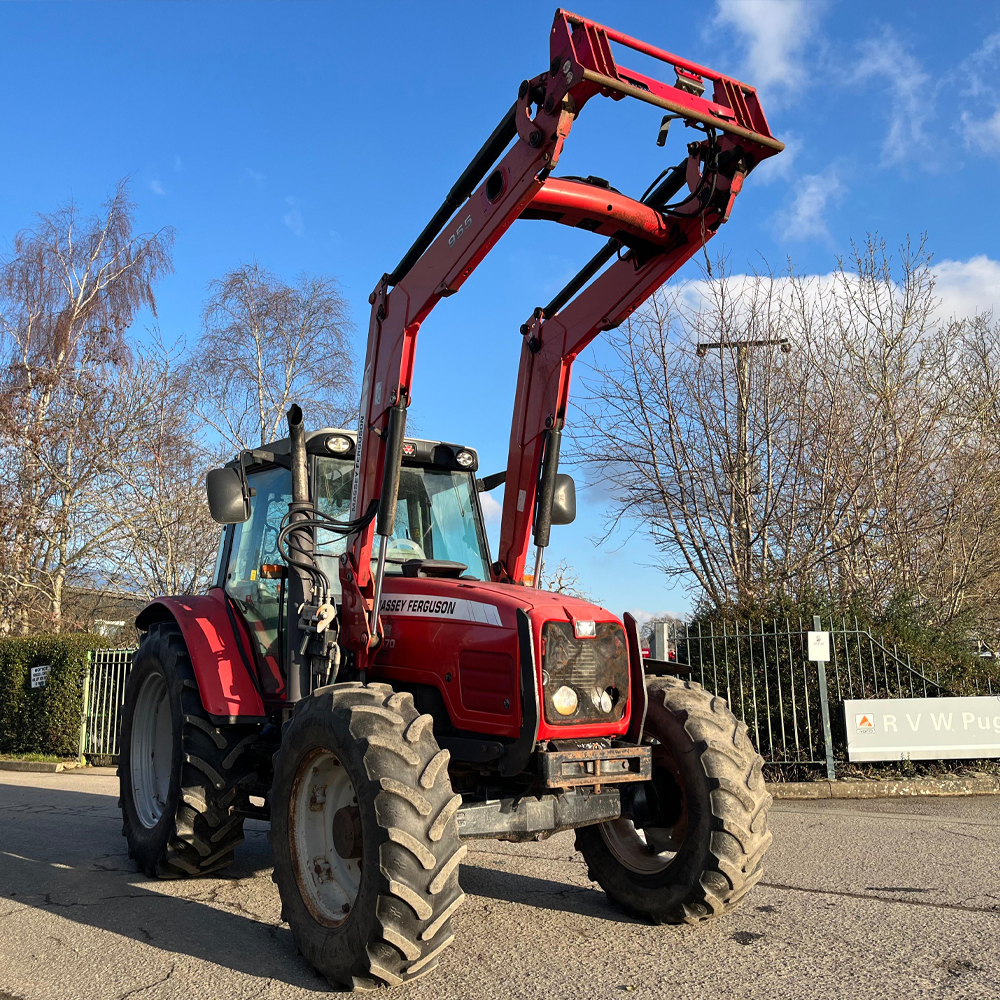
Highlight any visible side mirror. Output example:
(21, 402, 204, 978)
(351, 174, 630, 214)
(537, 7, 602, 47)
(550, 473, 576, 526)
(206, 466, 251, 524)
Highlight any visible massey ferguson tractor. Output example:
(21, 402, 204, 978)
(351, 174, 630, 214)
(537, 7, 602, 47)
(119, 10, 783, 990)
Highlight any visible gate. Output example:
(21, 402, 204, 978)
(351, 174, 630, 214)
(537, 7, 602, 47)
(79, 648, 134, 761)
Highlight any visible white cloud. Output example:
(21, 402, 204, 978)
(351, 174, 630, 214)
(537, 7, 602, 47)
(625, 609, 684, 629)
(626, 609, 656, 628)
(961, 31, 1000, 101)
(775, 166, 845, 241)
(149, 179, 165, 196)
(961, 108, 1000, 152)
(713, 0, 822, 105)
(245, 167, 265, 186)
(959, 32, 1000, 152)
(752, 132, 800, 184)
(673, 255, 1000, 325)
(853, 29, 933, 167)
(479, 491, 502, 526)
(283, 197, 303, 236)
(934, 256, 1000, 320)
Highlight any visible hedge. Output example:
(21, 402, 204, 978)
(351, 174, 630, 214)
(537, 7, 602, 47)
(0, 634, 112, 757)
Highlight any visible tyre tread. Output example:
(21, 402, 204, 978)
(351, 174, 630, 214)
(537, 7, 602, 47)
(578, 676, 772, 925)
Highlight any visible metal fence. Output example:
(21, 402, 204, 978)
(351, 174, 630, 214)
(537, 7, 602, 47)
(80, 648, 134, 761)
(663, 615, 998, 776)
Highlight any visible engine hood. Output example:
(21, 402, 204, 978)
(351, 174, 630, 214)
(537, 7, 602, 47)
(379, 575, 620, 630)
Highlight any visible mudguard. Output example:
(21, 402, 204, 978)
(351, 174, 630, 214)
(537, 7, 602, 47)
(135, 589, 267, 721)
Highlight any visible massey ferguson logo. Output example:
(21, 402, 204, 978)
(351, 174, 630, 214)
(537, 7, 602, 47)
(378, 593, 503, 626)
(380, 597, 457, 616)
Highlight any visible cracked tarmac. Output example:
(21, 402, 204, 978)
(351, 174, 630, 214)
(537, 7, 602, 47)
(1, 770, 998, 999)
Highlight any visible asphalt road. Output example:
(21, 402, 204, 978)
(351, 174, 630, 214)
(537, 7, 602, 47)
(1, 769, 998, 1000)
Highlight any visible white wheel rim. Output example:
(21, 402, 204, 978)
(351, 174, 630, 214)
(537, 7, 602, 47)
(290, 748, 362, 926)
(599, 818, 679, 875)
(130, 672, 173, 828)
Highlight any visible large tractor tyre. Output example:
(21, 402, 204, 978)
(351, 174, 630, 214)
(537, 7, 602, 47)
(576, 676, 772, 924)
(118, 621, 261, 878)
(270, 682, 465, 991)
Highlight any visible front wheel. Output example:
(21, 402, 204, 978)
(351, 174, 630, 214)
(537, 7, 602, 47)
(576, 676, 772, 923)
(269, 683, 465, 990)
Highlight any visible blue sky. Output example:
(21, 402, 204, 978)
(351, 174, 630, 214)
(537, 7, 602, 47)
(2, 1, 1000, 623)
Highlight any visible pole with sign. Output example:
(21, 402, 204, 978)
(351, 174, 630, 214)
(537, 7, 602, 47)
(808, 616, 836, 780)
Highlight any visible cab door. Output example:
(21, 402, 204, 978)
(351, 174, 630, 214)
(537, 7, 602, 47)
(224, 465, 292, 693)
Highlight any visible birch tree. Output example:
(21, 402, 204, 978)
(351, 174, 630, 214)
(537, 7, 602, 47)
(185, 262, 356, 451)
(101, 337, 221, 598)
(0, 181, 173, 631)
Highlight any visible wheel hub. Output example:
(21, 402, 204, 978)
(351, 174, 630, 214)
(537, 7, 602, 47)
(332, 805, 363, 860)
(290, 749, 362, 926)
(599, 746, 687, 875)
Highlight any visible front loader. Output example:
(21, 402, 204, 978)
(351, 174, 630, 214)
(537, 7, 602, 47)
(119, 9, 783, 990)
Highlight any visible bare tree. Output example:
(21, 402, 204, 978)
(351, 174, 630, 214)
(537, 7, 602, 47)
(542, 559, 591, 600)
(185, 262, 356, 451)
(0, 181, 173, 631)
(573, 235, 1000, 636)
(100, 336, 221, 599)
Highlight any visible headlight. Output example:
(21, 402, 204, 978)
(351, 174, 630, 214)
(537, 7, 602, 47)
(326, 434, 352, 455)
(551, 685, 578, 716)
(455, 449, 475, 468)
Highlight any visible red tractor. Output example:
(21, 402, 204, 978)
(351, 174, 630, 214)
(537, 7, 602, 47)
(119, 10, 783, 990)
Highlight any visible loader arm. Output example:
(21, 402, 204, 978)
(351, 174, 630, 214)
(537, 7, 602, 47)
(340, 8, 783, 664)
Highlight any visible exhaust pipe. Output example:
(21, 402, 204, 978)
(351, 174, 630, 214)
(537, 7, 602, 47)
(285, 404, 312, 703)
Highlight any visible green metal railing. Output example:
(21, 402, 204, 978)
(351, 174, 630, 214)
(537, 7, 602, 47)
(663, 615, 997, 775)
(79, 648, 134, 761)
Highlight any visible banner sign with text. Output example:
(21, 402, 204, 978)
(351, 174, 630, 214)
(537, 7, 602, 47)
(845, 696, 1000, 761)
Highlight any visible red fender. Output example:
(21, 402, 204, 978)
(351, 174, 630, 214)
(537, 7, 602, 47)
(135, 589, 267, 721)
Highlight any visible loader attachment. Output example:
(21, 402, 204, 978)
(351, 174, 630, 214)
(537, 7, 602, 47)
(340, 9, 783, 663)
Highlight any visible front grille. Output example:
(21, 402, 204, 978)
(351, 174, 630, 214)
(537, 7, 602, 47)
(541, 621, 629, 726)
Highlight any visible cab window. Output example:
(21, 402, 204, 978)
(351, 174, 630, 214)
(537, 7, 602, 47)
(225, 465, 291, 688)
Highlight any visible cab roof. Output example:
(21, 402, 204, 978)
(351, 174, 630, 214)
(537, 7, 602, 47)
(245, 427, 479, 472)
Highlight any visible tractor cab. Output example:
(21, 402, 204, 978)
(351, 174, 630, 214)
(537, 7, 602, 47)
(210, 427, 495, 683)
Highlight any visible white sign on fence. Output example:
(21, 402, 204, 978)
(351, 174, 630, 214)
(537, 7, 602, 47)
(30, 665, 51, 689)
(807, 631, 830, 662)
(845, 696, 1000, 761)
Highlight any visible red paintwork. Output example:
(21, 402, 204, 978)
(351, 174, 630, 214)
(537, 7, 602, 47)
(136, 591, 267, 719)
(371, 576, 631, 742)
(340, 9, 781, 669)
(521, 178, 676, 245)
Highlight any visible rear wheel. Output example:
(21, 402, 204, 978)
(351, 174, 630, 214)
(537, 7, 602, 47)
(118, 621, 261, 877)
(576, 676, 772, 923)
(270, 683, 465, 990)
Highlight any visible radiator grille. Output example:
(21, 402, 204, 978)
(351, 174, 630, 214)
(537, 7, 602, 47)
(541, 621, 629, 726)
